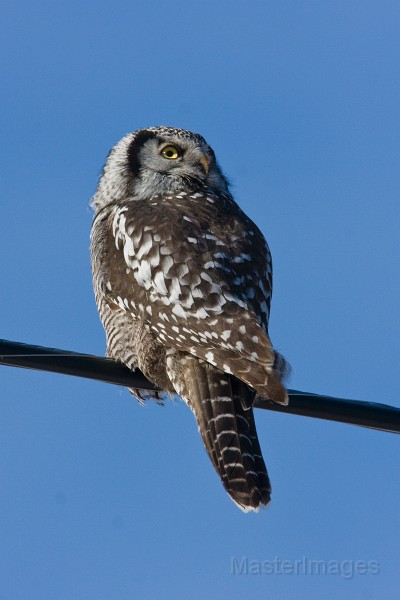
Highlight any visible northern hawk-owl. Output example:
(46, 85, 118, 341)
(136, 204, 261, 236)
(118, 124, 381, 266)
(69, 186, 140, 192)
(90, 126, 289, 512)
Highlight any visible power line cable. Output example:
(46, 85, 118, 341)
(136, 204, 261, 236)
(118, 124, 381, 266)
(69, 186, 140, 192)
(0, 338, 399, 434)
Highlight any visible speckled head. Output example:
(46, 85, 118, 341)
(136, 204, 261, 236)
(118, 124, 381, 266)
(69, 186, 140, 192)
(91, 126, 230, 211)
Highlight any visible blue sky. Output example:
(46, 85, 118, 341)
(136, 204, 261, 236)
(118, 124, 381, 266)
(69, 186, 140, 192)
(1, 1, 399, 598)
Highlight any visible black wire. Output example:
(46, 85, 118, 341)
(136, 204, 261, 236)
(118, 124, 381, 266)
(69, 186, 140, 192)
(0, 338, 399, 434)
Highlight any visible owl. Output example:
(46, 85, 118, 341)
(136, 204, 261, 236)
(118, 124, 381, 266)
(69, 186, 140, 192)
(90, 126, 289, 512)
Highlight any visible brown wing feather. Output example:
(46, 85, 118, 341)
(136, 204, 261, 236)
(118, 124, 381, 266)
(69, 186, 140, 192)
(95, 191, 288, 403)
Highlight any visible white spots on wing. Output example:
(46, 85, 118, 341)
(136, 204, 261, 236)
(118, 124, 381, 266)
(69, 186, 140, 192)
(200, 271, 212, 285)
(200, 272, 222, 294)
(112, 206, 128, 237)
(160, 244, 173, 255)
(114, 232, 121, 250)
(180, 295, 195, 309)
(169, 277, 182, 302)
(212, 295, 227, 312)
(136, 233, 152, 259)
(116, 296, 126, 310)
(216, 262, 232, 273)
(161, 255, 174, 273)
(172, 304, 188, 319)
(224, 292, 247, 308)
(220, 330, 231, 341)
(134, 259, 151, 286)
(106, 199, 274, 367)
(176, 263, 189, 278)
(191, 307, 209, 319)
(188, 273, 201, 286)
(153, 271, 168, 295)
(191, 287, 204, 299)
(123, 236, 135, 259)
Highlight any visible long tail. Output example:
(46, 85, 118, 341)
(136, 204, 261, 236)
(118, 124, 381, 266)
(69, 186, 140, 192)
(166, 350, 271, 511)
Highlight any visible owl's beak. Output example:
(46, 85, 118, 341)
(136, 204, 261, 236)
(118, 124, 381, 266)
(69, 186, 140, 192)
(199, 154, 210, 174)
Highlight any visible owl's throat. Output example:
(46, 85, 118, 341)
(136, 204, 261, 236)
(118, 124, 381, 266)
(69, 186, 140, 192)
(134, 170, 205, 199)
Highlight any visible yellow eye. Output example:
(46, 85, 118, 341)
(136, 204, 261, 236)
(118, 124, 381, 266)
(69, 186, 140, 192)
(161, 145, 180, 160)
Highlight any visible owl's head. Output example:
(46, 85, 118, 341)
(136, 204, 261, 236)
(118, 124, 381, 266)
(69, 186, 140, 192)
(91, 126, 230, 211)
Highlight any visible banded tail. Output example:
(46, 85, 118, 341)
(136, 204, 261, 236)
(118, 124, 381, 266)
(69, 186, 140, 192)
(166, 350, 271, 511)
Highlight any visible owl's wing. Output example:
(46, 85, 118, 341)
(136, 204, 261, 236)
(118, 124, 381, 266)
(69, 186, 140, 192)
(106, 192, 288, 403)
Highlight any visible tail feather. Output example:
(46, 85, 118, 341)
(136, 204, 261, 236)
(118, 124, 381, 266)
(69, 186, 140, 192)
(166, 350, 271, 511)
(176, 337, 289, 405)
